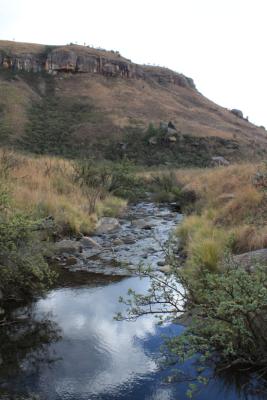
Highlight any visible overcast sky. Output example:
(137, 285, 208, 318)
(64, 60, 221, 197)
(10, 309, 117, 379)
(1, 0, 266, 128)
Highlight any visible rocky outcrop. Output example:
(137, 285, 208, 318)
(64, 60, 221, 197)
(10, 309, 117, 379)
(0, 42, 195, 89)
(231, 109, 243, 119)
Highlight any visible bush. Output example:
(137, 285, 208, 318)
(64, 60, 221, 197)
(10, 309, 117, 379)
(0, 187, 56, 311)
(118, 257, 267, 395)
(73, 159, 144, 210)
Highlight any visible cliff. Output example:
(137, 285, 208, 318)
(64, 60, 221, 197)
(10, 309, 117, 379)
(0, 41, 195, 88)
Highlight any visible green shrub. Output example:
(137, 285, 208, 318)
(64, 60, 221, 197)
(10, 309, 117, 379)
(0, 186, 56, 311)
(118, 257, 267, 395)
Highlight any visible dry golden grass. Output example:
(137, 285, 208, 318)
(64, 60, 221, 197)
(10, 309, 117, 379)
(174, 162, 267, 271)
(1, 151, 126, 234)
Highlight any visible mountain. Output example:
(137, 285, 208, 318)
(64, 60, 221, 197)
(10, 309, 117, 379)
(0, 40, 266, 166)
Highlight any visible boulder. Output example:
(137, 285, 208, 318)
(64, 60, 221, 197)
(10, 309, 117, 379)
(167, 127, 177, 135)
(123, 237, 136, 244)
(160, 122, 168, 132)
(65, 256, 78, 266)
(158, 265, 172, 273)
(168, 121, 176, 130)
(148, 136, 157, 145)
(113, 238, 124, 246)
(211, 156, 230, 167)
(131, 218, 156, 229)
(231, 109, 243, 119)
(55, 239, 82, 254)
(217, 193, 235, 202)
(157, 260, 166, 267)
(168, 135, 177, 142)
(95, 217, 120, 234)
(234, 248, 267, 271)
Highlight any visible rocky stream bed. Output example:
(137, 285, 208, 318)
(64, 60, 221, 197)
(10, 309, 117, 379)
(54, 202, 183, 276)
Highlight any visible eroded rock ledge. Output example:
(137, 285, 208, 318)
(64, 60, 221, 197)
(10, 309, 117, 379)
(0, 42, 195, 89)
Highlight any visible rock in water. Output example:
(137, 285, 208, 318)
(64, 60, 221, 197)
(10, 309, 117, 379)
(95, 217, 120, 235)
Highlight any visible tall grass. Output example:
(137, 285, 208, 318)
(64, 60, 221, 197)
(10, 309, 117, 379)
(175, 162, 267, 272)
(0, 150, 126, 235)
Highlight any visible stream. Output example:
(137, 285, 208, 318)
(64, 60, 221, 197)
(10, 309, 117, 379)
(0, 203, 263, 400)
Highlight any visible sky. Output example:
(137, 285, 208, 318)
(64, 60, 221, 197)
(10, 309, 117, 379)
(1, 0, 267, 128)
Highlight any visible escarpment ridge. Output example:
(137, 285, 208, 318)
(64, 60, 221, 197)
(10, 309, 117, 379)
(0, 40, 195, 89)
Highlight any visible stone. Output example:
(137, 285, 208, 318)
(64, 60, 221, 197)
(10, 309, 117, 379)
(123, 237, 136, 245)
(148, 136, 157, 145)
(168, 135, 177, 142)
(65, 256, 78, 266)
(231, 109, 243, 119)
(211, 156, 230, 167)
(112, 238, 124, 246)
(95, 217, 120, 235)
(168, 121, 176, 130)
(55, 239, 82, 254)
(167, 127, 177, 135)
(234, 248, 267, 272)
(157, 260, 165, 267)
(160, 122, 168, 132)
(80, 236, 101, 248)
(131, 218, 156, 229)
(158, 265, 172, 273)
(217, 193, 235, 202)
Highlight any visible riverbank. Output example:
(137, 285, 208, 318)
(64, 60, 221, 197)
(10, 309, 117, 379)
(0, 150, 129, 315)
(142, 162, 267, 271)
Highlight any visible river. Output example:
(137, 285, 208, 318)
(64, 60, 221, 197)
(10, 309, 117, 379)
(0, 203, 263, 400)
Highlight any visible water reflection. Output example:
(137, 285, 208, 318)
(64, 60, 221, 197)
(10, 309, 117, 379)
(35, 277, 160, 399)
(1, 276, 266, 400)
(0, 307, 61, 395)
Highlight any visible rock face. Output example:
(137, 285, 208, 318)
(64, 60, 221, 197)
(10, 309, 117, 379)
(0, 42, 195, 89)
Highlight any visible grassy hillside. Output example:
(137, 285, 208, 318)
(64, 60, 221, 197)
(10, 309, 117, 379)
(0, 40, 267, 165)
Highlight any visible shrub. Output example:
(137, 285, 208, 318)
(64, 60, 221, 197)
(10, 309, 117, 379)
(0, 191, 56, 309)
(118, 258, 267, 395)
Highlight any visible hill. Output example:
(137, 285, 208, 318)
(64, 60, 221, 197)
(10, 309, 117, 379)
(0, 40, 267, 165)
